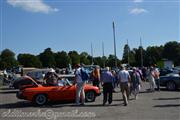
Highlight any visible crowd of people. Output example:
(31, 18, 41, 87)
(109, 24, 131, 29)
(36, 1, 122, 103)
(74, 64, 160, 106)
(17, 63, 159, 106)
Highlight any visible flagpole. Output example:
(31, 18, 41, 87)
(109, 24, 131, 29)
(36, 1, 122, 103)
(127, 39, 129, 65)
(102, 41, 105, 68)
(140, 37, 143, 67)
(91, 42, 94, 65)
(113, 21, 117, 68)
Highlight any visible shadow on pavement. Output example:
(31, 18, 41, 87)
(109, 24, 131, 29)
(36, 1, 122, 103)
(153, 97, 180, 100)
(0, 100, 125, 109)
(113, 99, 124, 101)
(139, 90, 153, 94)
(0, 91, 18, 94)
(158, 88, 180, 92)
(153, 104, 180, 108)
(0, 101, 33, 109)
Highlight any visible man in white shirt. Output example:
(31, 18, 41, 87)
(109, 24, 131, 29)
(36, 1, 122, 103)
(117, 66, 131, 106)
(74, 64, 85, 105)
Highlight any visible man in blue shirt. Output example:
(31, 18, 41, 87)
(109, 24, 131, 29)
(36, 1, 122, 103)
(101, 67, 114, 106)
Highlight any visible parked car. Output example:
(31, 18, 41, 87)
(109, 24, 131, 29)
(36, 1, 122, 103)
(159, 68, 173, 76)
(16, 77, 101, 105)
(159, 75, 180, 91)
(11, 76, 41, 89)
(58, 74, 75, 82)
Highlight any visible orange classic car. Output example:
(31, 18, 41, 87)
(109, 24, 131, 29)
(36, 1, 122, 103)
(16, 75, 101, 105)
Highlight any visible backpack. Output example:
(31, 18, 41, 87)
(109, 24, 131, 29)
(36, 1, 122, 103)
(80, 68, 90, 81)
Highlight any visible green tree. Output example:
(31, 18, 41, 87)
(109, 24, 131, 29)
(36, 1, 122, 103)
(17, 54, 42, 68)
(0, 49, 18, 69)
(133, 47, 145, 67)
(102, 56, 107, 68)
(94, 57, 103, 67)
(39, 48, 56, 68)
(122, 44, 130, 64)
(68, 51, 80, 67)
(55, 51, 71, 68)
(80, 52, 90, 65)
(163, 41, 180, 66)
(87, 55, 93, 65)
(122, 44, 136, 66)
(107, 55, 116, 68)
(144, 46, 163, 66)
(129, 50, 136, 66)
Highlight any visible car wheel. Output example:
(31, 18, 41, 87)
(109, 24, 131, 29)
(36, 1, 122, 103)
(85, 91, 95, 102)
(166, 81, 176, 91)
(34, 94, 47, 105)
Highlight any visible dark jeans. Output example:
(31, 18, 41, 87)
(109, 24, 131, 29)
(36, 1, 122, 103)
(155, 78, 160, 90)
(103, 83, 113, 104)
(93, 80, 100, 88)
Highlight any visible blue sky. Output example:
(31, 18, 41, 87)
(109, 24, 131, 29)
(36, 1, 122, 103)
(0, 0, 179, 59)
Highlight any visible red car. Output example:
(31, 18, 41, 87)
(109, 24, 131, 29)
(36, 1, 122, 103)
(16, 76, 101, 105)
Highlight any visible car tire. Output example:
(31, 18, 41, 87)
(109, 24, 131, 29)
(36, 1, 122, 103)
(166, 81, 176, 91)
(33, 94, 48, 105)
(85, 91, 96, 102)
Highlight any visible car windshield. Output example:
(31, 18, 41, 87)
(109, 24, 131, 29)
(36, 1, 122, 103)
(58, 78, 72, 86)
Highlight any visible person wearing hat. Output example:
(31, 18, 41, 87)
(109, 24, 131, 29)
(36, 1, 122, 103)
(44, 68, 59, 86)
(74, 64, 86, 105)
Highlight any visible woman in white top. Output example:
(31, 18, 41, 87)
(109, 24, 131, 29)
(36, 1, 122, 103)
(147, 67, 156, 92)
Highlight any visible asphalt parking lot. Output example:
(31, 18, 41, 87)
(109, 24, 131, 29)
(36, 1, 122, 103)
(0, 82, 180, 120)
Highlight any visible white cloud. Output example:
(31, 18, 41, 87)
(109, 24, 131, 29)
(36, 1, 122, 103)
(7, 0, 58, 14)
(129, 8, 148, 15)
(133, 0, 144, 3)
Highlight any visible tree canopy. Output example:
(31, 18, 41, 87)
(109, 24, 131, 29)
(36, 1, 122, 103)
(17, 54, 42, 67)
(0, 41, 179, 70)
(0, 49, 18, 69)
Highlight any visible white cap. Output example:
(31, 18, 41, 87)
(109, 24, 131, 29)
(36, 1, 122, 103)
(49, 68, 55, 73)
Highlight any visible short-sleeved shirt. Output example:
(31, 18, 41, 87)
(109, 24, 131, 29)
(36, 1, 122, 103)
(132, 72, 141, 87)
(101, 71, 113, 83)
(154, 68, 160, 79)
(118, 70, 130, 83)
(75, 68, 83, 83)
